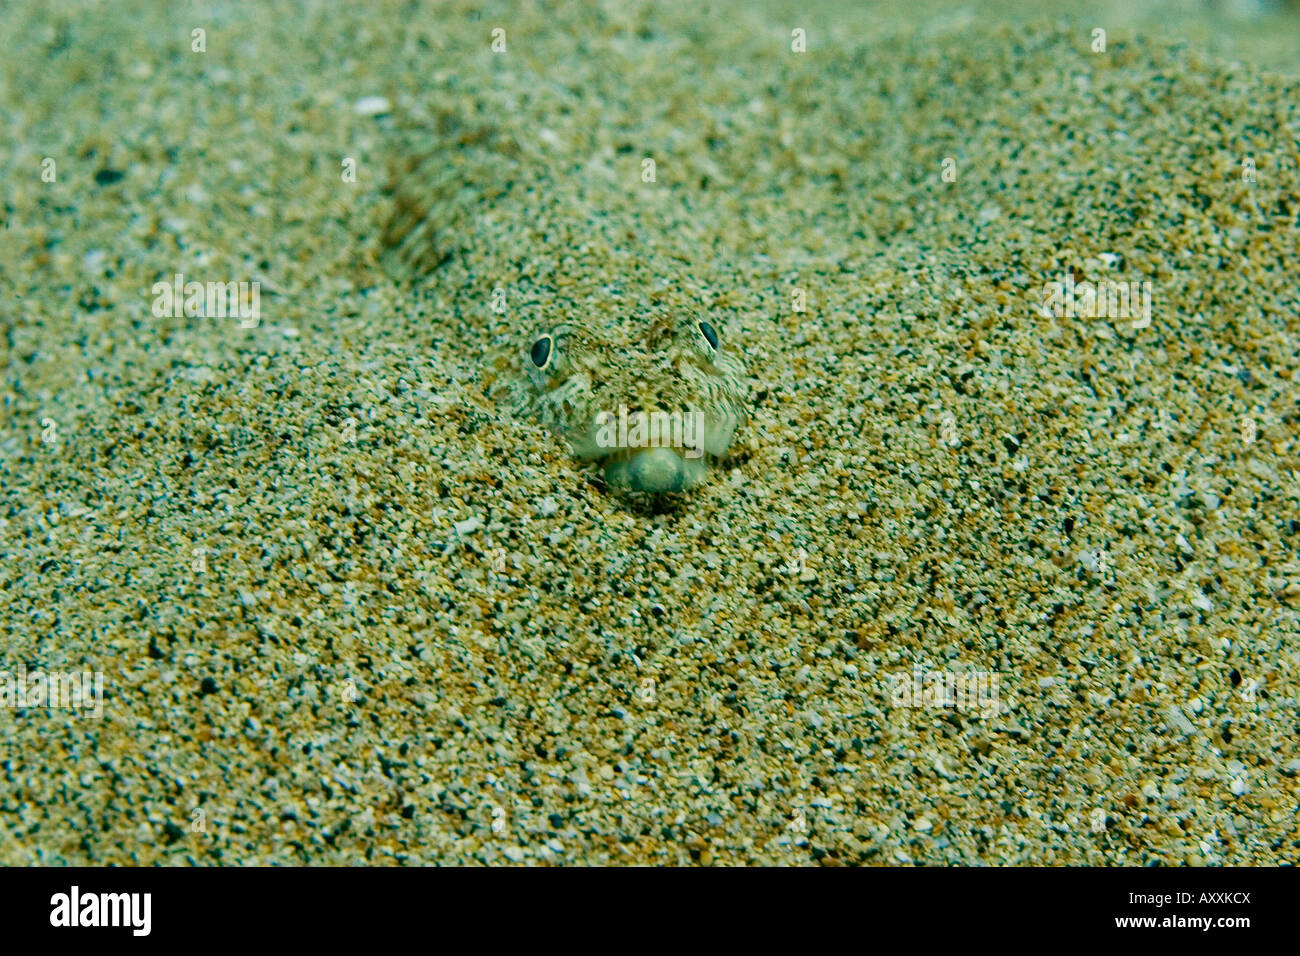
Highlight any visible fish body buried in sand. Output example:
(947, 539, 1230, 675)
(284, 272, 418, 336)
(522, 313, 748, 494)
(380, 111, 751, 497)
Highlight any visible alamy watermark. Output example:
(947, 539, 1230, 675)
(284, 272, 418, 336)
(887, 662, 1000, 717)
(1, 663, 104, 719)
(1041, 273, 1152, 329)
(151, 272, 260, 327)
(594, 404, 704, 457)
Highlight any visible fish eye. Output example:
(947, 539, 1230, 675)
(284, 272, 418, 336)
(529, 334, 553, 369)
(698, 320, 719, 352)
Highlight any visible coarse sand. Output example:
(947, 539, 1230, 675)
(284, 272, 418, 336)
(1, 0, 1298, 864)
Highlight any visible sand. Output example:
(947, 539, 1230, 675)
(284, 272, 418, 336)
(1, 0, 1298, 864)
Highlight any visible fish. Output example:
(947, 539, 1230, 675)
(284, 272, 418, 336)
(379, 106, 750, 495)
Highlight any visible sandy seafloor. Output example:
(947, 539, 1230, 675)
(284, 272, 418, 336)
(1, 0, 1298, 865)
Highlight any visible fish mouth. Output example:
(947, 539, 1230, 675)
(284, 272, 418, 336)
(598, 445, 710, 494)
(564, 405, 740, 494)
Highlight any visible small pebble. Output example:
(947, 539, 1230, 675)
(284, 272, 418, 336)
(353, 95, 391, 116)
